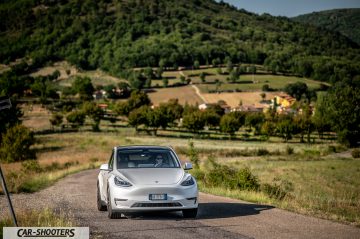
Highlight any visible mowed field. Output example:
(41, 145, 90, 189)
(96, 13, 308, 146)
(147, 85, 204, 106)
(201, 91, 278, 108)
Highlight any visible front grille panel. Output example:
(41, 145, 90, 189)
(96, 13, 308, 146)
(131, 202, 182, 208)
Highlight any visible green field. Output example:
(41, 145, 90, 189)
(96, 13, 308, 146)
(196, 74, 324, 93)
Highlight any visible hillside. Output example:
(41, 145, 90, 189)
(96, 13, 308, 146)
(293, 8, 360, 45)
(0, 0, 359, 83)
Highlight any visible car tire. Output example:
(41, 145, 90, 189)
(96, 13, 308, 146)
(97, 182, 107, 211)
(107, 189, 121, 219)
(182, 208, 198, 218)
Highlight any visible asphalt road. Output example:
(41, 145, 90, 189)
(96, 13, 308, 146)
(1, 169, 359, 239)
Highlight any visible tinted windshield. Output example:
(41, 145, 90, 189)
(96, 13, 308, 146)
(116, 148, 180, 169)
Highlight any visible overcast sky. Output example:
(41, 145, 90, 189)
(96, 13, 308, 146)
(222, 0, 360, 17)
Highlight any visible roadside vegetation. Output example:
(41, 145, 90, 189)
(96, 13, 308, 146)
(0, 208, 74, 238)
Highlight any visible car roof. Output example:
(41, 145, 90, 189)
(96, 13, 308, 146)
(115, 145, 173, 151)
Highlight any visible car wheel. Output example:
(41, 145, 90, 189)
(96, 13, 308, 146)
(182, 208, 198, 218)
(97, 182, 107, 211)
(107, 189, 121, 219)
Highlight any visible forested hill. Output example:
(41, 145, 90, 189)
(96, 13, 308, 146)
(1, 0, 359, 83)
(292, 8, 360, 46)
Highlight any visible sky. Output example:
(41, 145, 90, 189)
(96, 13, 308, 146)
(222, 0, 360, 17)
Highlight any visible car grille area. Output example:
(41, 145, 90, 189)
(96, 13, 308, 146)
(131, 202, 182, 208)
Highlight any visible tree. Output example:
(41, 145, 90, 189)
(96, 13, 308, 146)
(72, 76, 94, 100)
(312, 93, 331, 139)
(317, 82, 360, 147)
(276, 115, 296, 142)
(284, 82, 308, 101)
(49, 113, 63, 129)
(220, 113, 242, 138)
(182, 111, 205, 133)
(294, 104, 314, 143)
(145, 107, 166, 135)
(245, 112, 264, 134)
(127, 90, 151, 111)
(200, 72, 206, 83)
(0, 124, 35, 163)
(162, 78, 169, 88)
(229, 69, 239, 83)
(202, 109, 221, 128)
(144, 67, 153, 88)
(180, 75, 186, 84)
(260, 93, 266, 102)
(82, 102, 103, 131)
(128, 106, 149, 131)
(66, 110, 86, 128)
(193, 60, 200, 69)
(226, 57, 233, 73)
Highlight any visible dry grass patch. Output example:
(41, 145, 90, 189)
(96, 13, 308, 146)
(148, 85, 204, 106)
(201, 91, 279, 108)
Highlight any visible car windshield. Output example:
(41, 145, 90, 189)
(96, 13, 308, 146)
(116, 148, 180, 169)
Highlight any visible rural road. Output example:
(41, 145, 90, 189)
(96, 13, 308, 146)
(1, 169, 359, 239)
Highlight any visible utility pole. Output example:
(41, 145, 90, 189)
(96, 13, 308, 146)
(0, 96, 18, 226)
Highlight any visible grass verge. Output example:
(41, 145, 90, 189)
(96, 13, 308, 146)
(0, 208, 74, 238)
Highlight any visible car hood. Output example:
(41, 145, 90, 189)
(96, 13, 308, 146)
(118, 168, 184, 185)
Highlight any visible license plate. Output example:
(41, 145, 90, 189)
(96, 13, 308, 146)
(149, 194, 167, 200)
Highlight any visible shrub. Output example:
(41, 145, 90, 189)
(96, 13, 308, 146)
(203, 155, 259, 190)
(261, 178, 294, 200)
(286, 146, 294, 155)
(257, 148, 270, 156)
(22, 160, 42, 173)
(0, 124, 36, 163)
(352, 149, 360, 158)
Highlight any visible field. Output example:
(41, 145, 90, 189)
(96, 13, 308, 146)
(200, 91, 278, 108)
(147, 85, 204, 106)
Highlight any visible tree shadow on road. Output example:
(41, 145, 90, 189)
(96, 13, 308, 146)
(198, 202, 274, 219)
(124, 202, 274, 220)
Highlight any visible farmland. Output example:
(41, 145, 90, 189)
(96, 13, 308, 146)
(147, 85, 204, 106)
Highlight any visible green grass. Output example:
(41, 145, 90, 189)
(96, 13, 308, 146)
(0, 208, 74, 238)
(196, 74, 323, 92)
(212, 156, 360, 226)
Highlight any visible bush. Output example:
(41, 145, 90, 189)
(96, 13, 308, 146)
(22, 160, 42, 173)
(203, 155, 259, 190)
(286, 146, 294, 155)
(257, 148, 270, 156)
(352, 149, 360, 158)
(0, 124, 36, 163)
(261, 178, 294, 200)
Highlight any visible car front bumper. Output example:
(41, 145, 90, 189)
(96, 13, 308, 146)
(109, 182, 198, 212)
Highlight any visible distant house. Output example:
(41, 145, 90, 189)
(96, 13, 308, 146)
(232, 105, 265, 113)
(273, 93, 296, 108)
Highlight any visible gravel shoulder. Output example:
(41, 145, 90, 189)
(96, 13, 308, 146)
(1, 169, 359, 239)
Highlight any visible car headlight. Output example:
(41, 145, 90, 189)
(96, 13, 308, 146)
(181, 175, 195, 186)
(114, 176, 132, 187)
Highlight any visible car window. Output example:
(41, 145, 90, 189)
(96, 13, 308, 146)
(116, 149, 180, 169)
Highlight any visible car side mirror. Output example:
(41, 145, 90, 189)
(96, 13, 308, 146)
(183, 162, 193, 170)
(100, 164, 110, 171)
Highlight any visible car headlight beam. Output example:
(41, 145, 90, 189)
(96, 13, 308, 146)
(114, 176, 132, 187)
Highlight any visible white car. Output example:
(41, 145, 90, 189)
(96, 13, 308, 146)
(97, 146, 198, 219)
